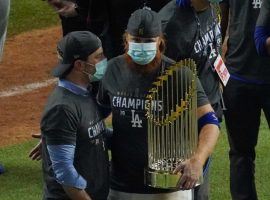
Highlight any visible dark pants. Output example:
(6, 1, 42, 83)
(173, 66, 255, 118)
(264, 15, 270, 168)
(194, 168, 209, 200)
(223, 78, 270, 200)
(60, 15, 87, 36)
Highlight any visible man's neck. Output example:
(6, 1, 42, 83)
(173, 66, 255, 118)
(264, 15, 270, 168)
(65, 75, 89, 90)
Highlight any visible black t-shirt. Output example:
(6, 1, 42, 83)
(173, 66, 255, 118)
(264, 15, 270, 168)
(221, 0, 270, 82)
(161, 1, 222, 106)
(257, 0, 270, 27)
(41, 86, 109, 200)
(97, 55, 209, 193)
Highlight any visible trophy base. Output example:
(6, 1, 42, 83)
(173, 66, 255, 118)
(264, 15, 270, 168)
(145, 168, 203, 189)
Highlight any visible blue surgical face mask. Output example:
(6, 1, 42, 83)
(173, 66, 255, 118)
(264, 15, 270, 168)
(127, 42, 157, 65)
(92, 58, 108, 81)
(84, 58, 108, 82)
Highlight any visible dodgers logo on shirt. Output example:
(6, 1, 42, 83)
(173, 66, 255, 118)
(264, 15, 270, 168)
(131, 110, 143, 128)
(252, 0, 262, 9)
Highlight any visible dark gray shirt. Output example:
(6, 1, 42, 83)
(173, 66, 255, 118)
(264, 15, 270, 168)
(160, 1, 222, 106)
(41, 86, 109, 200)
(97, 55, 209, 193)
(257, 0, 270, 27)
(221, 0, 270, 83)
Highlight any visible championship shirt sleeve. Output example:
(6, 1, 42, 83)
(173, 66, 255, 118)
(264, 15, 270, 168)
(41, 105, 79, 145)
(196, 78, 210, 107)
(177, 66, 209, 107)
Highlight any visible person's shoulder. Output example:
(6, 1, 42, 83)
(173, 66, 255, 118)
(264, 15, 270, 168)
(106, 54, 127, 75)
(158, 0, 176, 29)
(108, 55, 126, 66)
(44, 87, 79, 114)
(41, 101, 78, 126)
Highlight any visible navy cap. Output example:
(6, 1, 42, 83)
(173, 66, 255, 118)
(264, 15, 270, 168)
(53, 31, 102, 77)
(126, 8, 162, 38)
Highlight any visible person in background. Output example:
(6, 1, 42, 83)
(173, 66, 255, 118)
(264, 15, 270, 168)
(254, 0, 270, 56)
(107, 0, 171, 58)
(41, 31, 110, 200)
(160, 1, 223, 198)
(98, 8, 220, 200)
(0, 0, 10, 175)
(0, 0, 10, 61)
(45, 0, 111, 58)
(220, 0, 270, 199)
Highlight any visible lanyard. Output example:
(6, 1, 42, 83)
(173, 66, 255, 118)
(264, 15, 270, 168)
(192, 6, 220, 72)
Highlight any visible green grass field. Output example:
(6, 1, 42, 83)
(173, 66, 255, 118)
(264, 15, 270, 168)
(1, 0, 270, 199)
(8, 0, 59, 36)
(0, 119, 269, 200)
(210, 115, 270, 200)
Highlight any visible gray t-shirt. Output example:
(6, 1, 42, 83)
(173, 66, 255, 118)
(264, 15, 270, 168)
(160, 1, 222, 107)
(221, 0, 270, 83)
(256, 0, 270, 27)
(41, 86, 109, 200)
(97, 55, 209, 193)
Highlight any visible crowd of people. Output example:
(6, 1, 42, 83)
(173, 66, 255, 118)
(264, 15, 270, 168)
(0, 0, 269, 200)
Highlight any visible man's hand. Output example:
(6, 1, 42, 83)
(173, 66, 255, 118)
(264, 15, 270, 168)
(47, 0, 64, 9)
(29, 135, 42, 161)
(47, 0, 78, 17)
(173, 157, 203, 190)
(63, 186, 92, 200)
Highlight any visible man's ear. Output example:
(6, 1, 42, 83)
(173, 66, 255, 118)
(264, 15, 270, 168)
(73, 59, 84, 72)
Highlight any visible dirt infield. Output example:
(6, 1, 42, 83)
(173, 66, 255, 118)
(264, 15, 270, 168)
(0, 27, 228, 147)
(0, 26, 61, 146)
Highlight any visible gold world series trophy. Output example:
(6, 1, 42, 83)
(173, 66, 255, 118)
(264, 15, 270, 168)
(145, 59, 203, 189)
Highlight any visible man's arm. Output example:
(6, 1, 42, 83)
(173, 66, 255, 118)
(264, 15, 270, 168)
(254, 26, 270, 56)
(174, 104, 220, 190)
(47, 145, 91, 200)
(42, 105, 91, 200)
(63, 186, 91, 200)
(46, 0, 79, 18)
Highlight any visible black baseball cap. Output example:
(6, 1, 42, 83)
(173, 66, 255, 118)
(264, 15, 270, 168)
(53, 31, 102, 77)
(126, 8, 162, 38)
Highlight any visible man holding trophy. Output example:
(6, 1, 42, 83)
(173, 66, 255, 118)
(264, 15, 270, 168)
(98, 8, 220, 200)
